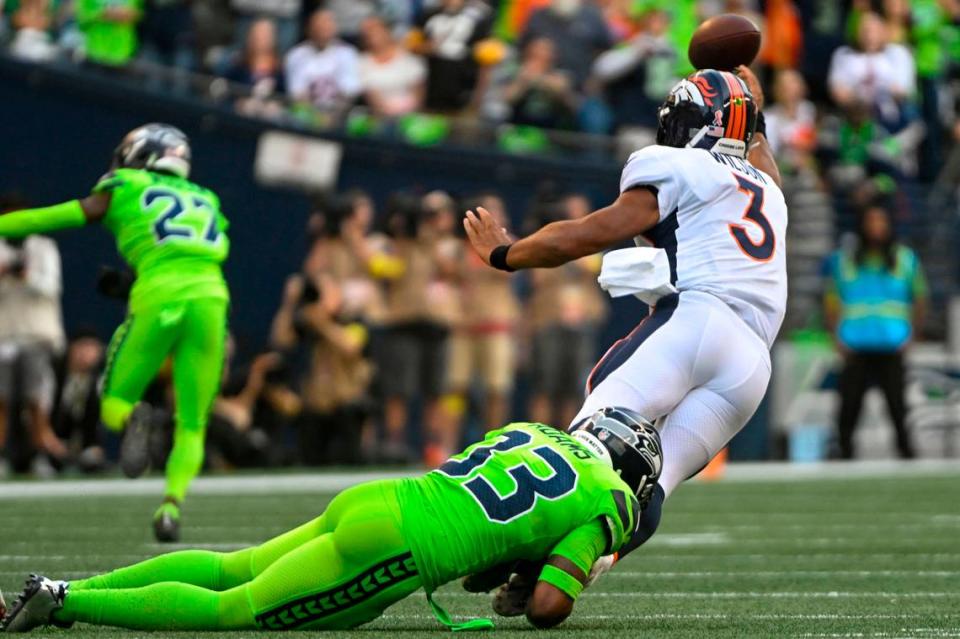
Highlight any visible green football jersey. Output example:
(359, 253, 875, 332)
(93, 168, 230, 312)
(397, 422, 640, 592)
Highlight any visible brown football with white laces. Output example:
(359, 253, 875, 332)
(688, 13, 761, 71)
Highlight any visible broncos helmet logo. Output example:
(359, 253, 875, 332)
(665, 78, 709, 109)
(691, 75, 719, 106)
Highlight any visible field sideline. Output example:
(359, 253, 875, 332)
(0, 463, 957, 638)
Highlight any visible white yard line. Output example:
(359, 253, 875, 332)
(0, 472, 416, 499)
(647, 537, 960, 547)
(385, 613, 960, 621)
(713, 459, 960, 481)
(426, 591, 960, 599)
(604, 570, 960, 578)
(2, 568, 956, 580)
(798, 632, 960, 639)
(687, 523, 960, 532)
(620, 552, 960, 560)
(0, 459, 957, 500)
(2, 567, 952, 578)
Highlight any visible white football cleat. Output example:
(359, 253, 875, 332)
(586, 554, 617, 589)
(0, 587, 7, 620)
(1, 575, 68, 633)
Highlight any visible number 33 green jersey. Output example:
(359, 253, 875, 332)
(397, 422, 641, 594)
(93, 168, 230, 312)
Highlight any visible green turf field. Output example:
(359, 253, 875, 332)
(1, 469, 958, 638)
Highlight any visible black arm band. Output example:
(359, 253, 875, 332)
(755, 111, 767, 138)
(490, 245, 515, 272)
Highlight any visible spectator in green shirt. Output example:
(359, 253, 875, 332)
(77, 0, 142, 66)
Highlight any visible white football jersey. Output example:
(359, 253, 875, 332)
(620, 145, 788, 347)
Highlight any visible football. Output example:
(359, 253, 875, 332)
(688, 14, 761, 71)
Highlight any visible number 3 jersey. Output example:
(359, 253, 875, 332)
(92, 168, 230, 312)
(396, 422, 639, 595)
(620, 145, 788, 347)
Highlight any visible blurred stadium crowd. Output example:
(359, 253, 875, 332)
(2, 0, 959, 172)
(2, 0, 958, 473)
(0, 188, 609, 473)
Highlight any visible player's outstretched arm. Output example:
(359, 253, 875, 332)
(0, 193, 110, 238)
(464, 188, 659, 271)
(526, 519, 610, 628)
(526, 557, 582, 629)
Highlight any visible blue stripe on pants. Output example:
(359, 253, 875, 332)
(586, 293, 680, 393)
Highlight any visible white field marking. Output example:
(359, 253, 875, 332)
(0, 557, 146, 565)
(4, 522, 946, 536)
(4, 569, 952, 580)
(649, 532, 731, 546)
(0, 473, 416, 499)
(0, 572, 91, 577)
(669, 511, 954, 518)
(680, 515, 960, 535)
(423, 591, 960, 599)
(144, 542, 251, 551)
(798, 633, 960, 639)
(384, 613, 960, 621)
(713, 459, 960, 482)
(664, 513, 956, 523)
(0, 459, 956, 500)
(617, 553, 960, 561)
(645, 533, 954, 557)
(7, 551, 951, 563)
(603, 570, 960, 578)
(0, 524, 291, 533)
(1, 568, 954, 580)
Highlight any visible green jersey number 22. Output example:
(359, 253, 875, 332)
(437, 430, 577, 523)
(143, 187, 219, 244)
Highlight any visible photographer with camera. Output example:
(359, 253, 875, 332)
(270, 272, 372, 466)
(0, 195, 67, 475)
(377, 192, 459, 465)
(207, 336, 298, 469)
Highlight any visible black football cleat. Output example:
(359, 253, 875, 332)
(462, 562, 517, 594)
(119, 403, 156, 478)
(153, 501, 181, 543)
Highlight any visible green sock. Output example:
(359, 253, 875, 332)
(164, 428, 204, 502)
(56, 583, 254, 630)
(72, 550, 223, 592)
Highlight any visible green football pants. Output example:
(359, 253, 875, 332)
(100, 297, 228, 502)
(56, 480, 422, 631)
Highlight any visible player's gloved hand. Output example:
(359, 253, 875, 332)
(491, 561, 542, 617)
(462, 561, 516, 593)
(585, 554, 617, 589)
